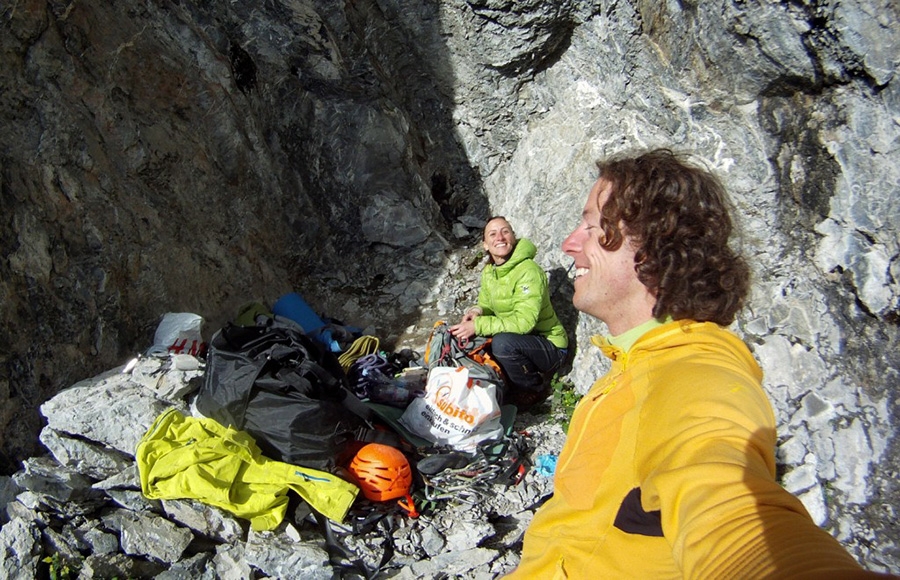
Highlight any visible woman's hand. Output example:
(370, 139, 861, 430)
(449, 320, 476, 342)
(460, 306, 482, 324)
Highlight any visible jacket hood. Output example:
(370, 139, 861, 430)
(592, 320, 762, 381)
(493, 238, 537, 274)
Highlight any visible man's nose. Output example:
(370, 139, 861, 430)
(561, 229, 582, 255)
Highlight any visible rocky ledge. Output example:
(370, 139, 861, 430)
(0, 352, 566, 579)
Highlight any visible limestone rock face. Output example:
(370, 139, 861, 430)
(1, 0, 898, 573)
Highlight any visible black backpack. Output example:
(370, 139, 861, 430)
(195, 320, 394, 471)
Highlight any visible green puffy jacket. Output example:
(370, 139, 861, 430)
(136, 408, 358, 530)
(473, 238, 568, 349)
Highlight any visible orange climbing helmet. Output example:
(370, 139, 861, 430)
(348, 443, 413, 502)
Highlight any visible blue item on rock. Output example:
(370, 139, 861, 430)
(534, 453, 558, 477)
(273, 292, 325, 334)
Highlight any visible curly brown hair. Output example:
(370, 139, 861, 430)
(595, 148, 750, 325)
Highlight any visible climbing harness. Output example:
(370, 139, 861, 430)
(348, 353, 395, 398)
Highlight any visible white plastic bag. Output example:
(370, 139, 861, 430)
(147, 312, 205, 356)
(398, 366, 504, 452)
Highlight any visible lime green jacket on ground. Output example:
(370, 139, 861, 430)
(474, 238, 568, 349)
(136, 408, 358, 530)
(509, 321, 867, 579)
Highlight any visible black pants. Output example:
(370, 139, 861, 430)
(490, 332, 567, 394)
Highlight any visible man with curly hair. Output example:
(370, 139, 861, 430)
(508, 149, 881, 578)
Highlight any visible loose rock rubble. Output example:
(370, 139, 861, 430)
(0, 354, 567, 579)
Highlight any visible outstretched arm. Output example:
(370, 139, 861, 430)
(641, 376, 871, 579)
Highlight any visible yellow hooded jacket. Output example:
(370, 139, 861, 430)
(136, 408, 358, 531)
(509, 321, 866, 579)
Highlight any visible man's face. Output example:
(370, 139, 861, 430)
(483, 218, 516, 265)
(561, 178, 655, 334)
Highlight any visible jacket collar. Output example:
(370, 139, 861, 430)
(489, 238, 537, 275)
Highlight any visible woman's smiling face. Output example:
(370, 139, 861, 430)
(483, 217, 517, 265)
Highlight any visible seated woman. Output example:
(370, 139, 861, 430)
(449, 217, 568, 409)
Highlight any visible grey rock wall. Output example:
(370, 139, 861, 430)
(2, 0, 898, 573)
(449, 0, 900, 569)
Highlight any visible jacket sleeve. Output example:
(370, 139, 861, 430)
(474, 260, 546, 336)
(638, 374, 867, 579)
(476, 270, 494, 316)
